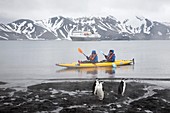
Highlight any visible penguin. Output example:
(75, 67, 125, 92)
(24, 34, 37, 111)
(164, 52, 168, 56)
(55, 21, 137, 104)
(118, 79, 126, 96)
(96, 81, 104, 100)
(92, 78, 99, 95)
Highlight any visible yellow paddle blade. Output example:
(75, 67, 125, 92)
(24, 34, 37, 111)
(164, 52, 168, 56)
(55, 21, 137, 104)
(78, 48, 83, 54)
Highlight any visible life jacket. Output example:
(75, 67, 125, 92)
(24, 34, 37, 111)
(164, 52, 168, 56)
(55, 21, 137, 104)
(89, 54, 98, 62)
(107, 53, 115, 62)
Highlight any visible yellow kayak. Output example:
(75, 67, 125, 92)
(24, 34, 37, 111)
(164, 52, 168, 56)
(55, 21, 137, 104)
(56, 59, 134, 68)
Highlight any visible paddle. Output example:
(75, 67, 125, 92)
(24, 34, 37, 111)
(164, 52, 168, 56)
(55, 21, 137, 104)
(78, 48, 89, 60)
(100, 51, 106, 56)
(100, 51, 107, 58)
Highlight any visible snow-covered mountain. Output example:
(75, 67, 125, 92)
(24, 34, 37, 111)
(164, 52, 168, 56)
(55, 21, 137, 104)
(0, 16, 170, 40)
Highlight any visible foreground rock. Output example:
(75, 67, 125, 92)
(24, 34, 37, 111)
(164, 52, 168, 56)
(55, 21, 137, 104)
(0, 80, 170, 113)
(0, 81, 6, 85)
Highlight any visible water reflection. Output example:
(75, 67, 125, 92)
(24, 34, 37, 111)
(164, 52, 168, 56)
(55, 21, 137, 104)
(57, 67, 113, 75)
(56, 65, 134, 76)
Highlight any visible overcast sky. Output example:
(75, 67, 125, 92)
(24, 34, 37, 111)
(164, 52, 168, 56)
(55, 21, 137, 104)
(0, 0, 170, 24)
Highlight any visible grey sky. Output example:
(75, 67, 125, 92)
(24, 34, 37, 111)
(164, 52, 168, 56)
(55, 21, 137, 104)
(0, 0, 170, 24)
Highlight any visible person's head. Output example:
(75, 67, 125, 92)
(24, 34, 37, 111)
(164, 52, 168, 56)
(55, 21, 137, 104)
(109, 50, 114, 54)
(92, 50, 96, 54)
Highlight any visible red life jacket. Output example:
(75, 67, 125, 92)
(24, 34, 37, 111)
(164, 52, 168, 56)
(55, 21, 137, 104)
(89, 54, 97, 60)
(108, 53, 114, 60)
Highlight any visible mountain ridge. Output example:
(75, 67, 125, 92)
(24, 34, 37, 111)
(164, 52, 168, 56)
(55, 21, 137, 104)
(0, 16, 170, 40)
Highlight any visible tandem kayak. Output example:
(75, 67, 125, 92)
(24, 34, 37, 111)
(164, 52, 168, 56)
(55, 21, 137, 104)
(56, 59, 134, 68)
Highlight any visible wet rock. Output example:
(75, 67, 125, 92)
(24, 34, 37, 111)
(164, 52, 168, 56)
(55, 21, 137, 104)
(0, 81, 170, 113)
(0, 81, 7, 85)
(60, 107, 93, 113)
(128, 96, 170, 113)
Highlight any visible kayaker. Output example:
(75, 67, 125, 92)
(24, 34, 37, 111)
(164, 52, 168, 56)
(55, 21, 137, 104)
(86, 50, 98, 63)
(78, 50, 98, 63)
(104, 50, 115, 62)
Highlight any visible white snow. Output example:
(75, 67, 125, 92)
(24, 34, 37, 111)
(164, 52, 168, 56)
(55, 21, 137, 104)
(145, 110, 153, 113)
(92, 26, 97, 32)
(162, 22, 170, 26)
(28, 23, 33, 28)
(81, 27, 86, 31)
(158, 31, 162, 35)
(59, 29, 66, 38)
(4, 33, 9, 37)
(106, 23, 114, 30)
(69, 24, 72, 26)
(125, 17, 145, 28)
(1, 16, 167, 41)
(50, 107, 63, 113)
(118, 16, 153, 34)
(98, 25, 107, 31)
(16, 21, 27, 33)
(64, 26, 68, 32)
(34, 17, 64, 38)
(108, 15, 117, 20)
(35, 20, 52, 32)
(37, 30, 47, 37)
(0, 25, 11, 32)
(53, 18, 64, 30)
(56, 38, 61, 40)
(99, 21, 110, 30)
(166, 29, 170, 35)
(0, 36, 8, 40)
(78, 18, 95, 25)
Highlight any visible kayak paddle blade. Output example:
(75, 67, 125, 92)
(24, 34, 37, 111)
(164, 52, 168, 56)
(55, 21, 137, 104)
(78, 48, 87, 57)
(100, 51, 105, 56)
(78, 48, 83, 54)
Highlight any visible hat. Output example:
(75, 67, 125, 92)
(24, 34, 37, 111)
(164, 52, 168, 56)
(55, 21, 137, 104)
(109, 50, 114, 53)
(92, 50, 96, 54)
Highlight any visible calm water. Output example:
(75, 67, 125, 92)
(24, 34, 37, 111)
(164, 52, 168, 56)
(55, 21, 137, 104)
(0, 40, 170, 87)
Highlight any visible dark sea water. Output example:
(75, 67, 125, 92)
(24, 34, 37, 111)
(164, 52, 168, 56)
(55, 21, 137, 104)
(0, 40, 170, 88)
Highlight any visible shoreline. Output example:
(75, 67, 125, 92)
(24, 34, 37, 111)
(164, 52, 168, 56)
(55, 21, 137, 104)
(0, 80, 170, 113)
